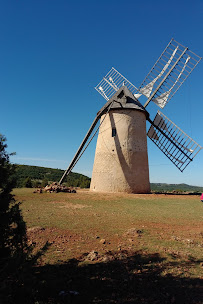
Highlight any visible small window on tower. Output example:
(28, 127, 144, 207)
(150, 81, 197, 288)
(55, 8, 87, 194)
(112, 128, 116, 137)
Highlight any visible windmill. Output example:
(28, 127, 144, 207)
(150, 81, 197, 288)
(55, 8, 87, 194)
(59, 38, 202, 193)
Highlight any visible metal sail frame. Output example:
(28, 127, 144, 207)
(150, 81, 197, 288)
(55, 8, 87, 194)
(147, 111, 202, 172)
(95, 67, 140, 101)
(141, 39, 202, 108)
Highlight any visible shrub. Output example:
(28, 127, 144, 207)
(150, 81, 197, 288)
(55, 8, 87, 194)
(23, 177, 33, 188)
(41, 178, 49, 187)
(0, 134, 28, 260)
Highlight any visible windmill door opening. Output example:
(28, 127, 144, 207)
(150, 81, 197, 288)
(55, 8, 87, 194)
(112, 128, 116, 137)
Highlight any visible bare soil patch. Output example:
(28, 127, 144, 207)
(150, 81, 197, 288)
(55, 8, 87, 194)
(51, 201, 89, 209)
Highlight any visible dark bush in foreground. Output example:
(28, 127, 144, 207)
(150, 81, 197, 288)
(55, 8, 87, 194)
(0, 134, 28, 260)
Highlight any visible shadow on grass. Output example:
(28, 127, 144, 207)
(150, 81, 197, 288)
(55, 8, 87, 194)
(1, 249, 202, 304)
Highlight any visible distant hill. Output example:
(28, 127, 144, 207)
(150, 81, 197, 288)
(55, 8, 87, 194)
(150, 183, 203, 193)
(14, 164, 91, 188)
(14, 164, 203, 192)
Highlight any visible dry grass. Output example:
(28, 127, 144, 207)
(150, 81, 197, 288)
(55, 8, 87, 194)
(2, 188, 201, 303)
(14, 188, 203, 276)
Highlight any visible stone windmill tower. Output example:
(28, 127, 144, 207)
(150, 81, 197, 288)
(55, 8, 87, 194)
(90, 86, 150, 193)
(59, 39, 202, 193)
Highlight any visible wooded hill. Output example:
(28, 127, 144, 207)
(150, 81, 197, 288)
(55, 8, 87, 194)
(150, 183, 203, 193)
(14, 164, 91, 188)
(14, 164, 203, 192)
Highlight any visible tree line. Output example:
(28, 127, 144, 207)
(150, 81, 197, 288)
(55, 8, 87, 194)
(14, 164, 91, 188)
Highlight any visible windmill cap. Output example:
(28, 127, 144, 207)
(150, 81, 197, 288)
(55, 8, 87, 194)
(98, 86, 149, 118)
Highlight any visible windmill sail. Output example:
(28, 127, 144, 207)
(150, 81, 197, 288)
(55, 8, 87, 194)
(147, 111, 202, 172)
(140, 39, 201, 108)
(95, 67, 140, 101)
(140, 46, 178, 98)
(153, 55, 191, 108)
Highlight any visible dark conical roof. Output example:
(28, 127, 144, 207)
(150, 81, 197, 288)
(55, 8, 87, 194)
(98, 86, 149, 118)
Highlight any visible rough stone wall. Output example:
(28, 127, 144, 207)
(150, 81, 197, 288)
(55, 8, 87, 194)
(90, 109, 150, 193)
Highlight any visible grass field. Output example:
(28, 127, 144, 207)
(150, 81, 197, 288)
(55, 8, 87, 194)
(5, 189, 203, 303)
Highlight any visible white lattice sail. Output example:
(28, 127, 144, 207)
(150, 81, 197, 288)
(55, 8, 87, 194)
(95, 67, 140, 101)
(140, 39, 202, 108)
(147, 111, 202, 171)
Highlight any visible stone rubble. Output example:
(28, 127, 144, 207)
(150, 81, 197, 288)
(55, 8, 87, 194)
(33, 182, 77, 193)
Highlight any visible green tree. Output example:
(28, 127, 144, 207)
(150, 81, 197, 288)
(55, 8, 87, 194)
(23, 177, 33, 188)
(80, 178, 91, 188)
(41, 178, 49, 188)
(0, 134, 28, 260)
(32, 179, 41, 188)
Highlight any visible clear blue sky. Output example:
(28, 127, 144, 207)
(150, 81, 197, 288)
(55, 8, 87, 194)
(1, 0, 203, 186)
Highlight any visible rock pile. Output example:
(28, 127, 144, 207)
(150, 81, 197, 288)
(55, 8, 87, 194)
(33, 182, 77, 193)
(43, 182, 76, 193)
